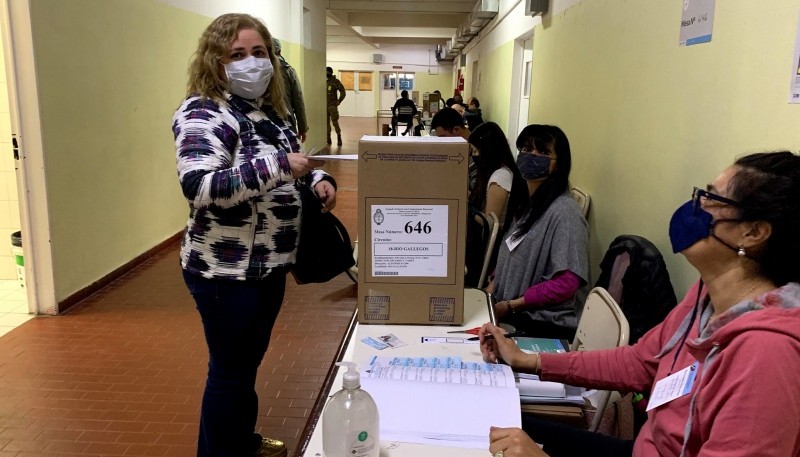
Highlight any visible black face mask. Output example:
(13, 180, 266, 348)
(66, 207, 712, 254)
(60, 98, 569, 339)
(516, 153, 552, 180)
(326, 73, 333, 79)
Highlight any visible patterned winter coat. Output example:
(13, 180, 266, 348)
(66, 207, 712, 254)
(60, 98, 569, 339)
(172, 93, 332, 280)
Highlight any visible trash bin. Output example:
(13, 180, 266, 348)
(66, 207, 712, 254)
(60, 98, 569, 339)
(381, 123, 390, 136)
(10, 231, 24, 288)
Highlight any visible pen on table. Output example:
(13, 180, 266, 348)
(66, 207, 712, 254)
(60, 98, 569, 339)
(467, 331, 526, 341)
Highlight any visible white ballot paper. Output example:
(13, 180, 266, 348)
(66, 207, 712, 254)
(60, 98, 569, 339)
(361, 356, 521, 449)
(370, 204, 448, 277)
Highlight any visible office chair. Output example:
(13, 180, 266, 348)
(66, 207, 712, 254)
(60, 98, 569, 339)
(570, 186, 591, 218)
(571, 287, 630, 432)
(393, 106, 415, 136)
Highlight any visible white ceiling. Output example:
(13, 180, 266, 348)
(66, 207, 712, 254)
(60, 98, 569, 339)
(326, 0, 477, 48)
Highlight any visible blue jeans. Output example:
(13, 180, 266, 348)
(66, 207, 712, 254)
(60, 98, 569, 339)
(182, 270, 286, 457)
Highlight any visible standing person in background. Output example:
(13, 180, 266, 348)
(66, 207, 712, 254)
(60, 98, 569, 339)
(432, 89, 445, 112)
(326, 66, 346, 146)
(272, 38, 308, 143)
(172, 13, 334, 457)
(465, 97, 484, 130)
(488, 124, 589, 340)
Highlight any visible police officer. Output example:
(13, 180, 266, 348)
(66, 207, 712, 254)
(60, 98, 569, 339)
(326, 66, 346, 146)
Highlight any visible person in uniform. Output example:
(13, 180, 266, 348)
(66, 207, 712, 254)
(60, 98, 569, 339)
(326, 66, 346, 146)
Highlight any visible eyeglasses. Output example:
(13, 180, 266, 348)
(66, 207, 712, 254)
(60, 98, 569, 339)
(692, 187, 740, 213)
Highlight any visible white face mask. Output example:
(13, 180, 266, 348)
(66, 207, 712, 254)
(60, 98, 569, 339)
(224, 56, 273, 99)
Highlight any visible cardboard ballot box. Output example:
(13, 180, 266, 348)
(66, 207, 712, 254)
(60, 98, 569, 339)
(422, 92, 442, 116)
(357, 136, 469, 325)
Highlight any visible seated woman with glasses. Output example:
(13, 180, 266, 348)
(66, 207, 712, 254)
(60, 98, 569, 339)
(486, 125, 589, 340)
(481, 151, 800, 457)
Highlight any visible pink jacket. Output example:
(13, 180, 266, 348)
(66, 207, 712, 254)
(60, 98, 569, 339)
(540, 281, 800, 457)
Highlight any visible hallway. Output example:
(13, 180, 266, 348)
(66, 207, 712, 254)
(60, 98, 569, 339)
(0, 117, 374, 457)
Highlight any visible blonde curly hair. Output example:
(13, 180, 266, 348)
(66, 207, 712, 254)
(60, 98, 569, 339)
(186, 13, 288, 116)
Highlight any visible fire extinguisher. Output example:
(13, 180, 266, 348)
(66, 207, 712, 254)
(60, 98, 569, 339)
(456, 69, 465, 94)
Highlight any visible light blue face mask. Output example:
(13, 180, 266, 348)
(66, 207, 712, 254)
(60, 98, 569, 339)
(516, 153, 552, 180)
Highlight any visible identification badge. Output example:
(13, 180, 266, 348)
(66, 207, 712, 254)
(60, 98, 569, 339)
(505, 233, 525, 252)
(647, 362, 699, 411)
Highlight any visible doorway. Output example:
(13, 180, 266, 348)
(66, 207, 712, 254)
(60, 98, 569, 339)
(338, 70, 375, 117)
(379, 71, 416, 110)
(508, 36, 533, 146)
(0, 2, 31, 333)
(0, 0, 57, 318)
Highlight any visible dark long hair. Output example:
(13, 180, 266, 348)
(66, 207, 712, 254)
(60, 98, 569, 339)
(729, 151, 800, 285)
(512, 124, 572, 239)
(467, 122, 527, 230)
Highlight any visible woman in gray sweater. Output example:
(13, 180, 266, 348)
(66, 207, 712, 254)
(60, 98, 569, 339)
(487, 125, 589, 340)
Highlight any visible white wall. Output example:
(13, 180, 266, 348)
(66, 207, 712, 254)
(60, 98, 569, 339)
(328, 43, 447, 74)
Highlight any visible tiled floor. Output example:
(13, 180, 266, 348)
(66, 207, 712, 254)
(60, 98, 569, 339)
(0, 117, 376, 457)
(0, 279, 32, 338)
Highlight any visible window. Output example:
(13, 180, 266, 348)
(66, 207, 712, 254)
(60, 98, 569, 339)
(382, 72, 414, 91)
(398, 73, 414, 90)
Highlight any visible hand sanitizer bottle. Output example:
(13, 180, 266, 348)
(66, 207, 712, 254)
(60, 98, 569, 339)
(322, 362, 380, 457)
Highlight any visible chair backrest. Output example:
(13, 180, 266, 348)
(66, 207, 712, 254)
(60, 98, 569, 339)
(477, 211, 500, 289)
(571, 287, 630, 433)
(570, 186, 591, 218)
(396, 106, 415, 122)
(571, 287, 629, 352)
(465, 207, 490, 287)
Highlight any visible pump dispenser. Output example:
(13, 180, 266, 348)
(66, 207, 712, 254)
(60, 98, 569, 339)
(322, 362, 380, 457)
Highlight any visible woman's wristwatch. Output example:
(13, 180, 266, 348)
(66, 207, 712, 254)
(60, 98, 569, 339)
(505, 300, 516, 313)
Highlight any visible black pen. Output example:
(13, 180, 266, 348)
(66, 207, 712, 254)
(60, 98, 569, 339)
(468, 331, 526, 341)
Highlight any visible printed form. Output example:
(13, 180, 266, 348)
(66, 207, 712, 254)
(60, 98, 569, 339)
(359, 356, 521, 449)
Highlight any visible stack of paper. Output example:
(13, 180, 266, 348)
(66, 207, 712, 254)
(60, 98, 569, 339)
(516, 373, 586, 405)
(361, 356, 521, 449)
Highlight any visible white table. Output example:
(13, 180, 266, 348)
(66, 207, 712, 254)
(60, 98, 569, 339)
(297, 288, 496, 457)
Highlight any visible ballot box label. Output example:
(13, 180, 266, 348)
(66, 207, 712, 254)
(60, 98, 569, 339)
(371, 204, 448, 277)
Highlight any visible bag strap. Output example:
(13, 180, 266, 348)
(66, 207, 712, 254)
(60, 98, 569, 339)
(327, 212, 353, 249)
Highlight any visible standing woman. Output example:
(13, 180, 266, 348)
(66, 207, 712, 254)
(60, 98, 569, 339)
(172, 14, 332, 457)
(488, 125, 589, 340)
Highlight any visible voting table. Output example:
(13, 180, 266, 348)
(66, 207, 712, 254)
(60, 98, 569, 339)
(296, 288, 500, 457)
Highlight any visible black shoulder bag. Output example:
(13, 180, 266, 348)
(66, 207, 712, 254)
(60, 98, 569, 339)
(292, 181, 355, 284)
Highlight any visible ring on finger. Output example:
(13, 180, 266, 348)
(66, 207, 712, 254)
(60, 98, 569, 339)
(493, 451, 504, 457)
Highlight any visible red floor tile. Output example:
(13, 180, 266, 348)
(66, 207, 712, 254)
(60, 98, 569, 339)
(0, 118, 372, 456)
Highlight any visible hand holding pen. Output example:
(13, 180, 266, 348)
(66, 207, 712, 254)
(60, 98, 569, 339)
(479, 323, 529, 369)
